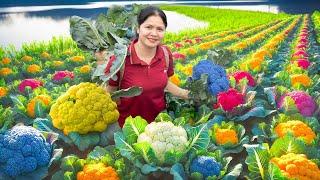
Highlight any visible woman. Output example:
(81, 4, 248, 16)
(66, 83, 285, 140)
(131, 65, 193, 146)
(96, 6, 189, 127)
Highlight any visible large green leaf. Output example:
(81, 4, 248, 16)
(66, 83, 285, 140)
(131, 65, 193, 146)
(251, 122, 272, 143)
(114, 131, 137, 161)
(267, 163, 285, 180)
(133, 142, 158, 165)
(86, 146, 108, 162)
(122, 116, 148, 145)
(102, 43, 128, 83)
(68, 132, 100, 152)
(263, 87, 277, 107)
(244, 144, 270, 180)
(60, 155, 79, 172)
(186, 124, 210, 152)
(34, 101, 45, 118)
(194, 105, 212, 125)
(170, 163, 186, 180)
(155, 112, 173, 122)
(33, 118, 73, 144)
(99, 122, 121, 146)
(140, 164, 170, 175)
(69, 16, 108, 51)
(236, 106, 276, 121)
(222, 164, 242, 180)
(111, 86, 143, 100)
(270, 135, 307, 157)
(164, 150, 185, 165)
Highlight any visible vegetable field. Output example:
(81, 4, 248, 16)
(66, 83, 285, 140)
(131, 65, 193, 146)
(0, 5, 319, 180)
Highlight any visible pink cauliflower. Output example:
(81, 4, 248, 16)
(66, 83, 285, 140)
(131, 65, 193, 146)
(277, 91, 317, 117)
(299, 39, 308, 44)
(174, 42, 183, 49)
(18, 79, 43, 93)
(292, 50, 308, 58)
(300, 32, 308, 36)
(296, 59, 311, 69)
(172, 52, 186, 61)
(195, 37, 202, 43)
(184, 39, 193, 44)
(52, 70, 74, 81)
(296, 43, 306, 50)
(216, 88, 245, 112)
(232, 71, 256, 87)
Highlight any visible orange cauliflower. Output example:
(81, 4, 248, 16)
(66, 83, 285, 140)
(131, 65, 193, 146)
(271, 153, 320, 179)
(77, 163, 119, 180)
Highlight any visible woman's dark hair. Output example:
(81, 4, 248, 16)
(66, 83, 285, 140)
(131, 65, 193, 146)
(137, 6, 167, 28)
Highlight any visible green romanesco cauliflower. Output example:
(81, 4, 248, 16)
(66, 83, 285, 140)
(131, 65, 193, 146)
(49, 82, 119, 135)
(137, 121, 188, 163)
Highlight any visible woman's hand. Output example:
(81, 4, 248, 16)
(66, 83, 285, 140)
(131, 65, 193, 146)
(165, 81, 190, 100)
(95, 50, 107, 65)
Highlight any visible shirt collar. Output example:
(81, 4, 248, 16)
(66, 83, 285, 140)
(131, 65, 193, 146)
(129, 39, 164, 65)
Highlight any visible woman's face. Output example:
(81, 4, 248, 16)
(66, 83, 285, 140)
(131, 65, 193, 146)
(137, 15, 166, 48)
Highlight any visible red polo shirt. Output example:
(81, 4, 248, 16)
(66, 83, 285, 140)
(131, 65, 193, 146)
(105, 39, 174, 127)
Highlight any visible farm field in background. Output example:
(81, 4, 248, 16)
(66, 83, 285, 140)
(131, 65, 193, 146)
(0, 5, 320, 180)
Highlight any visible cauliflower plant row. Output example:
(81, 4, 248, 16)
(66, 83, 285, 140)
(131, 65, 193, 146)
(49, 82, 119, 135)
(137, 121, 188, 162)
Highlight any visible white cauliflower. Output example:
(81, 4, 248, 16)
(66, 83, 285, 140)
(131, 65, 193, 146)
(137, 121, 188, 163)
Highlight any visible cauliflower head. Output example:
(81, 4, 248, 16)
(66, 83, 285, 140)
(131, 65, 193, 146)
(190, 156, 221, 178)
(137, 121, 188, 163)
(77, 163, 119, 180)
(216, 88, 245, 112)
(49, 82, 119, 135)
(277, 91, 317, 117)
(232, 71, 256, 87)
(0, 125, 51, 177)
(271, 153, 320, 179)
(192, 60, 230, 96)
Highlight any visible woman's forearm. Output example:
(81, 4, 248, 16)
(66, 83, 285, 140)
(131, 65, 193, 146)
(165, 81, 189, 99)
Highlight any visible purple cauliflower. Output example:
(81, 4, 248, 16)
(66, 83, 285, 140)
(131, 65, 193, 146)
(277, 91, 317, 117)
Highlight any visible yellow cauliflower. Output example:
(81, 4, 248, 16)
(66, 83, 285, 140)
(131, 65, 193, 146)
(49, 82, 119, 135)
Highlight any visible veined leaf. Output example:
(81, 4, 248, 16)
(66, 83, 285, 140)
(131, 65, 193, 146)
(96, 43, 128, 84)
(164, 150, 184, 165)
(68, 132, 100, 152)
(133, 142, 158, 165)
(114, 131, 136, 161)
(267, 163, 285, 180)
(270, 135, 306, 157)
(122, 116, 148, 145)
(186, 123, 210, 152)
(222, 164, 242, 180)
(60, 155, 79, 172)
(69, 16, 108, 51)
(155, 112, 173, 122)
(170, 163, 186, 180)
(111, 86, 143, 100)
(244, 144, 270, 180)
